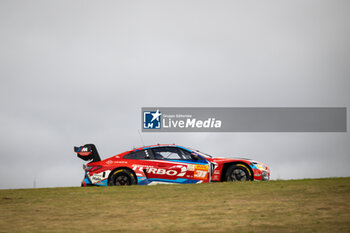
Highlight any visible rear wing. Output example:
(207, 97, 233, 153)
(74, 144, 101, 162)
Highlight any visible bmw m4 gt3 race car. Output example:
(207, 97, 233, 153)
(74, 144, 270, 186)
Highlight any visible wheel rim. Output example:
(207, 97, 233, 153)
(114, 174, 130, 185)
(231, 168, 248, 181)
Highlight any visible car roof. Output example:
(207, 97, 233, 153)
(131, 144, 189, 152)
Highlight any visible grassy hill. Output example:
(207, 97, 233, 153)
(0, 178, 349, 233)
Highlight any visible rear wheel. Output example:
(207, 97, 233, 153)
(109, 169, 137, 186)
(225, 164, 252, 182)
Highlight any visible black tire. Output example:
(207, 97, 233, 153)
(108, 169, 137, 186)
(225, 164, 252, 182)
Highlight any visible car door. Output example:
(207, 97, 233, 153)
(150, 147, 211, 184)
(177, 148, 211, 182)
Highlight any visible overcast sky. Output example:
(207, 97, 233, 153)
(0, 0, 349, 189)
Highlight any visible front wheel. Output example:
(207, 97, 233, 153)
(108, 169, 137, 186)
(225, 164, 252, 182)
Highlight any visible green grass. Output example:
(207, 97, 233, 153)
(1, 178, 350, 233)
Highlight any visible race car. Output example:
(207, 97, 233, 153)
(74, 144, 270, 186)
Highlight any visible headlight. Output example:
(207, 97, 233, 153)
(253, 163, 266, 170)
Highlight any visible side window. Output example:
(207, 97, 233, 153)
(123, 150, 148, 160)
(152, 147, 183, 160)
(178, 148, 193, 160)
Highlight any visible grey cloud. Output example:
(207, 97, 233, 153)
(0, 0, 349, 188)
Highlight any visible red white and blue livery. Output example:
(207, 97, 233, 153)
(74, 144, 270, 186)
